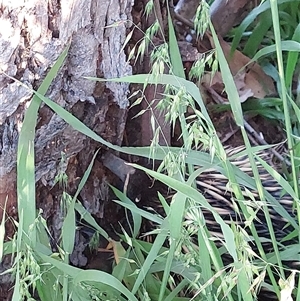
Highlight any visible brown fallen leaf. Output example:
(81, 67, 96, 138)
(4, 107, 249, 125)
(207, 35, 276, 100)
(202, 71, 254, 103)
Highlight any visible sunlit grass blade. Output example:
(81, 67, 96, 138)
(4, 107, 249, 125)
(110, 186, 142, 238)
(196, 223, 214, 299)
(0, 197, 7, 262)
(244, 11, 273, 57)
(36, 266, 63, 301)
(74, 267, 139, 301)
(86, 74, 212, 123)
(131, 221, 168, 294)
(210, 18, 286, 297)
(167, 7, 185, 78)
(231, 0, 289, 52)
(158, 241, 175, 301)
(112, 243, 135, 289)
(62, 149, 101, 255)
(38, 252, 139, 301)
(114, 199, 163, 225)
(285, 23, 300, 89)
(11, 267, 21, 301)
(130, 163, 237, 260)
(16, 44, 70, 247)
(157, 192, 187, 300)
(62, 197, 76, 255)
(251, 41, 300, 64)
(13, 74, 218, 165)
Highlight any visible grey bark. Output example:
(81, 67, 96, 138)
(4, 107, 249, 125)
(0, 0, 133, 295)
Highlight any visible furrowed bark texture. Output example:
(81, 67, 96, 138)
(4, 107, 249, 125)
(0, 0, 132, 296)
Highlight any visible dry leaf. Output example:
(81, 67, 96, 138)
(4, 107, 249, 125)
(207, 35, 276, 100)
(201, 71, 254, 103)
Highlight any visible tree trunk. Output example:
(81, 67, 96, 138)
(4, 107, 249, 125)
(0, 0, 132, 297)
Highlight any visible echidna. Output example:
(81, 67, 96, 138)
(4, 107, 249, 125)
(192, 147, 296, 247)
(102, 147, 298, 300)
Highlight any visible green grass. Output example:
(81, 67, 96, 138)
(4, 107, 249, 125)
(1, 0, 300, 300)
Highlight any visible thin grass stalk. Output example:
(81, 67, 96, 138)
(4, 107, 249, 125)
(241, 128, 285, 280)
(166, 11, 227, 298)
(191, 21, 250, 268)
(131, 223, 169, 294)
(168, 14, 244, 297)
(158, 241, 176, 301)
(240, 122, 284, 281)
(135, 164, 239, 300)
(210, 20, 284, 297)
(269, 1, 299, 193)
(167, 8, 196, 181)
(176, 113, 237, 299)
(270, 1, 300, 299)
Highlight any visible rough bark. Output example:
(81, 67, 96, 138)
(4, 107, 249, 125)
(0, 0, 132, 295)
